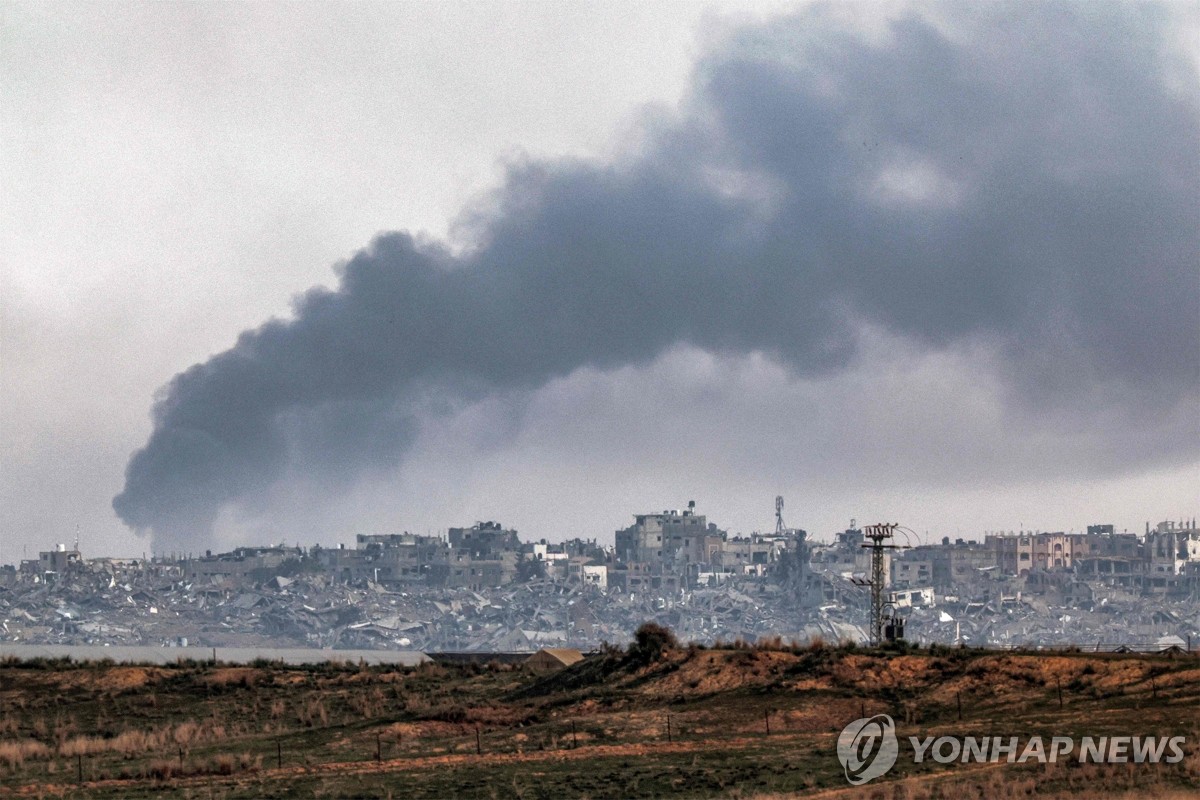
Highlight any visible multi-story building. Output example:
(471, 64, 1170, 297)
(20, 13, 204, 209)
(355, 533, 448, 584)
(614, 502, 726, 569)
(440, 521, 522, 590)
(891, 538, 1002, 592)
(441, 549, 518, 590)
(608, 560, 684, 593)
(1072, 525, 1143, 584)
(987, 532, 1075, 575)
(1144, 520, 1200, 595)
(448, 521, 521, 558)
(891, 555, 934, 589)
(715, 534, 787, 574)
(19, 544, 84, 584)
(939, 539, 1001, 587)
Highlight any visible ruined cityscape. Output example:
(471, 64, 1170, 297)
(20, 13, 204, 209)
(5, 499, 1198, 655)
(5, 2, 1198, 797)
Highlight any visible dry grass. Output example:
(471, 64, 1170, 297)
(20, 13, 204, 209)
(202, 667, 263, 690)
(347, 687, 388, 718)
(53, 718, 230, 759)
(296, 696, 329, 727)
(1, 649, 1195, 798)
(142, 758, 180, 781)
(0, 739, 51, 769)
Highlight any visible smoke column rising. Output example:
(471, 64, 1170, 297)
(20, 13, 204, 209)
(114, 4, 1200, 551)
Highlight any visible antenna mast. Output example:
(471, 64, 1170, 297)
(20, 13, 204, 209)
(775, 496, 785, 535)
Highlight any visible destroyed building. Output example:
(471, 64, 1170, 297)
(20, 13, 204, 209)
(3, 509, 1197, 653)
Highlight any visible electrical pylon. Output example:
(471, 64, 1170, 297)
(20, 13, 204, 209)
(861, 522, 902, 646)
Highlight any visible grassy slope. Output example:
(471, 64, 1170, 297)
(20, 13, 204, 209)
(0, 646, 1197, 799)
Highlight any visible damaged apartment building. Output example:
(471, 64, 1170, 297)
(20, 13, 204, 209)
(308, 523, 609, 592)
(611, 501, 807, 592)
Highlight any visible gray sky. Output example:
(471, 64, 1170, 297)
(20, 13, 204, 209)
(2, 1, 1197, 561)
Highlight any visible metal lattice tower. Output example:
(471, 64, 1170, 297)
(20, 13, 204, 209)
(862, 523, 901, 646)
(775, 496, 785, 535)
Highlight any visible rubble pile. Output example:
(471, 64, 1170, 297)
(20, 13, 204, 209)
(3, 556, 1194, 653)
(0, 563, 871, 651)
(906, 595, 1199, 650)
(3, 512, 1196, 653)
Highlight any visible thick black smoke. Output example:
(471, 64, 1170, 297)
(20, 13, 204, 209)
(115, 4, 1199, 550)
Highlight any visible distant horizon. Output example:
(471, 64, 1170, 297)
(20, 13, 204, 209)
(6, 507, 1195, 568)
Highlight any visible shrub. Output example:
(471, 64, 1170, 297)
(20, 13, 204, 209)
(296, 698, 329, 728)
(211, 754, 236, 775)
(173, 721, 200, 747)
(627, 622, 678, 665)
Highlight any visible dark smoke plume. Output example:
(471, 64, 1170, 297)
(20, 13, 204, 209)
(115, 4, 1200, 550)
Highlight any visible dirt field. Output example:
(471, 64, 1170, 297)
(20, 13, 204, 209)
(0, 642, 1197, 799)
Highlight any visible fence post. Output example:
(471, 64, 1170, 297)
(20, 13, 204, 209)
(77, 754, 83, 783)
(571, 720, 577, 749)
(667, 714, 672, 744)
(276, 739, 282, 769)
(376, 732, 382, 762)
(765, 710, 770, 735)
(476, 725, 482, 755)
(957, 691, 962, 721)
(1057, 677, 1063, 709)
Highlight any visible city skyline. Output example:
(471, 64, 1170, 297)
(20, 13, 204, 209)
(6, 497, 1196, 565)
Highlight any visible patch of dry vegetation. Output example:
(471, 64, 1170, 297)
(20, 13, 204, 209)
(1, 641, 1196, 798)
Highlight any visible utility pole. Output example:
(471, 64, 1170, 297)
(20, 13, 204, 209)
(856, 523, 902, 646)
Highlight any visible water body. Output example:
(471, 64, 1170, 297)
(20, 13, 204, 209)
(0, 644, 429, 666)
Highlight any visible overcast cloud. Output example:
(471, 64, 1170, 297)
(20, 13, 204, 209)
(3, 2, 1197, 558)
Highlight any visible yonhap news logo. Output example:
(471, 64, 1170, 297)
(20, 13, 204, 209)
(836, 714, 899, 785)
(835, 717, 1187, 786)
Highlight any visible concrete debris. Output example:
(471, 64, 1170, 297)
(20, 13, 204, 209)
(1, 515, 1196, 653)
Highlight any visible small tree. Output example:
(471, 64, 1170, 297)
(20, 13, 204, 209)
(628, 622, 678, 665)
